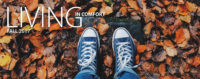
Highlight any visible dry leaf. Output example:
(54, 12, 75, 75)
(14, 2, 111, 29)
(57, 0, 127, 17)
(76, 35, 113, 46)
(166, 57, 172, 66)
(143, 22, 153, 35)
(185, 1, 197, 12)
(88, 7, 98, 13)
(177, 5, 189, 15)
(175, 27, 185, 44)
(179, 15, 191, 23)
(192, 56, 200, 67)
(76, 27, 85, 35)
(104, 55, 113, 67)
(45, 55, 56, 66)
(0, 35, 12, 44)
(0, 52, 11, 67)
(100, 5, 113, 15)
(11, 12, 20, 26)
(162, 0, 171, 5)
(47, 67, 57, 78)
(141, 62, 154, 71)
(144, 9, 156, 22)
(97, 23, 110, 35)
(164, 46, 177, 57)
(92, 0, 103, 2)
(24, 0, 38, 11)
(37, 65, 47, 79)
(49, 23, 61, 32)
(127, 0, 140, 10)
(164, 40, 174, 47)
(137, 45, 146, 53)
(119, 7, 127, 16)
(159, 64, 166, 76)
(34, 23, 42, 31)
(135, 54, 140, 64)
(0, 27, 8, 36)
(152, 50, 167, 62)
(168, 4, 177, 12)
(30, 35, 43, 47)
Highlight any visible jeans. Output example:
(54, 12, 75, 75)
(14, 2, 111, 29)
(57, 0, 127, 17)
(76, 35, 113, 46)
(74, 68, 140, 79)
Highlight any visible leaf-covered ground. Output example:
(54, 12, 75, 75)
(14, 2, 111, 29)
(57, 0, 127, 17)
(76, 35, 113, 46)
(0, 0, 200, 79)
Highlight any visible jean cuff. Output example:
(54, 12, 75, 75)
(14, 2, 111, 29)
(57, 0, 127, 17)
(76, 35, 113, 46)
(77, 70, 100, 79)
(114, 68, 138, 79)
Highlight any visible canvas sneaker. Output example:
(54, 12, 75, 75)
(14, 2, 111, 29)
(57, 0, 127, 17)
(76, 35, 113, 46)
(77, 27, 100, 73)
(112, 27, 137, 74)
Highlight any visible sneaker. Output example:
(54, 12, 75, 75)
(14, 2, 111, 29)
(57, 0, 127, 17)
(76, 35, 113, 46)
(112, 27, 137, 74)
(77, 27, 100, 73)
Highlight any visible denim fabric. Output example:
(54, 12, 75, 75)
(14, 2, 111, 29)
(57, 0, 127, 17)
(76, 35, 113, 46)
(74, 69, 139, 79)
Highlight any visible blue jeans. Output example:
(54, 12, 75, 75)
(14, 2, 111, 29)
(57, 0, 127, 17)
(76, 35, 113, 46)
(74, 68, 140, 79)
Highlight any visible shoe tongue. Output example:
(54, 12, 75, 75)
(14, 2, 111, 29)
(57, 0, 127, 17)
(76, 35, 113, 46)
(116, 38, 130, 42)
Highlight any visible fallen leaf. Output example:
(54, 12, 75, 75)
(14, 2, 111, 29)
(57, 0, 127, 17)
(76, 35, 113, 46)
(47, 67, 57, 78)
(177, 5, 189, 15)
(143, 22, 153, 35)
(45, 55, 56, 66)
(141, 62, 154, 71)
(166, 57, 172, 66)
(34, 23, 42, 31)
(100, 5, 113, 15)
(152, 50, 167, 62)
(22, 25, 33, 31)
(162, 0, 171, 5)
(11, 12, 20, 26)
(192, 56, 200, 67)
(27, 64, 36, 75)
(0, 27, 8, 36)
(159, 64, 166, 76)
(49, 23, 61, 32)
(30, 35, 43, 47)
(0, 52, 11, 67)
(0, 35, 12, 44)
(164, 46, 177, 57)
(104, 55, 113, 67)
(97, 23, 110, 35)
(127, 0, 140, 10)
(135, 54, 140, 64)
(137, 45, 146, 53)
(175, 27, 185, 44)
(179, 15, 191, 23)
(88, 7, 98, 13)
(119, 7, 127, 16)
(43, 0, 55, 10)
(185, 1, 198, 12)
(24, 0, 38, 11)
(37, 65, 47, 79)
(91, 0, 103, 2)
(144, 9, 156, 22)
(168, 4, 177, 12)
(76, 27, 85, 35)
(164, 40, 174, 47)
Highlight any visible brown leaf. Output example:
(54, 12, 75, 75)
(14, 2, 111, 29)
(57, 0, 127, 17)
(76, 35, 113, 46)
(76, 27, 85, 35)
(100, 4, 113, 15)
(45, 55, 56, 66)
(159, 64, 166, 76)
(97, 23, 110, 35)
(141, 62, 154, 72)
(144, 9, 156, 23)
(30, 36, 43, 47)
(119, 7, 127, 16)
(11, 12, 20, 26)
(185, 1, 198, 12)
(37, 65, 47, 79)
(47, 67, 57, 78)
(152, 50, 167, 62)
(24, 0, 38, 11)
(127, 0, 140, 10)
(192, 56, 200, 67)
(162, 0, 171, 5)
(143, 22, 153, 35)
(104, 55, 113, 67)
(166, 57, 172, 66)
(175, 27, 185, 44)
(164, 40, 174, 47)
(49, 23, 61, 32)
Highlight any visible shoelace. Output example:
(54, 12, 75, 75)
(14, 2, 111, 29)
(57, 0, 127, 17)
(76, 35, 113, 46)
(116, 42, 139, 71)
(78, 41, 97, 71)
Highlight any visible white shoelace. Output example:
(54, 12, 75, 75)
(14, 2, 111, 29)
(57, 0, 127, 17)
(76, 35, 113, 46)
(78, 41, 97, 71)
(116, 42, 138, 71)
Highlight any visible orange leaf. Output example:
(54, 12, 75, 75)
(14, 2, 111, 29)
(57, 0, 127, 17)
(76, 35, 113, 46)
(104, 55, 113, 67)
(0, 27, 8, 36)
(37, 65, 46, 79)
(97, 23, 110, 35)
(192, 56, 200, 67)
(179, 15, 191, 23)
(76, 27, 85, 35)
(159, 64, 166, 76)
(185, 1, 198, 12)
(135, 54, 140, 64)
(33, 23, 42, 31)
(162, 0, 171, 5)
(25, 0, 38, 11)
(127, 0, 140, 10)
(137, 45, 146, 53)
(49, 23, 61, 32)
(175, 27, 185, 44)
(164, 40, 174, 47)
(88, 7, 98, 13)
(119, 7, 127, 16)
(166, 57, 172, 66)
(177, 5, 189, 15)
(143, 22, 153, 35)
(100, 5, 113, 15)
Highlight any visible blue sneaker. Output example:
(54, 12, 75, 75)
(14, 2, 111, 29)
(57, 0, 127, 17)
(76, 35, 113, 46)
(112, 27, 137, 77)
(77, 27, 100, 73)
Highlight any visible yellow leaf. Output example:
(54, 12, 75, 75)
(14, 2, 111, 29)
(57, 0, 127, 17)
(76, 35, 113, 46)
(33, 23, 42, 31)
(179, 15, 191, 23)
(0, 36, 12, 44)
(0, 52, 11, 67)
(22, 25, 33, 31)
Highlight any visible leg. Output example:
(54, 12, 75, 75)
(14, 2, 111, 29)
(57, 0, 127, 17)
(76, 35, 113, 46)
(112, 27, 140, 79)
(75, 27, 100, 79)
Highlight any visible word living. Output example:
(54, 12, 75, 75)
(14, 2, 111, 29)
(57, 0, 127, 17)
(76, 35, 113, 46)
(7, 7, 82, 28)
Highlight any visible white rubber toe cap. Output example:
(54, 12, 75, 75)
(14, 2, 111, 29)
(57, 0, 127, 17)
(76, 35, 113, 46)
(82, 28, 97, 37)
(114, 28, 129, 38)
